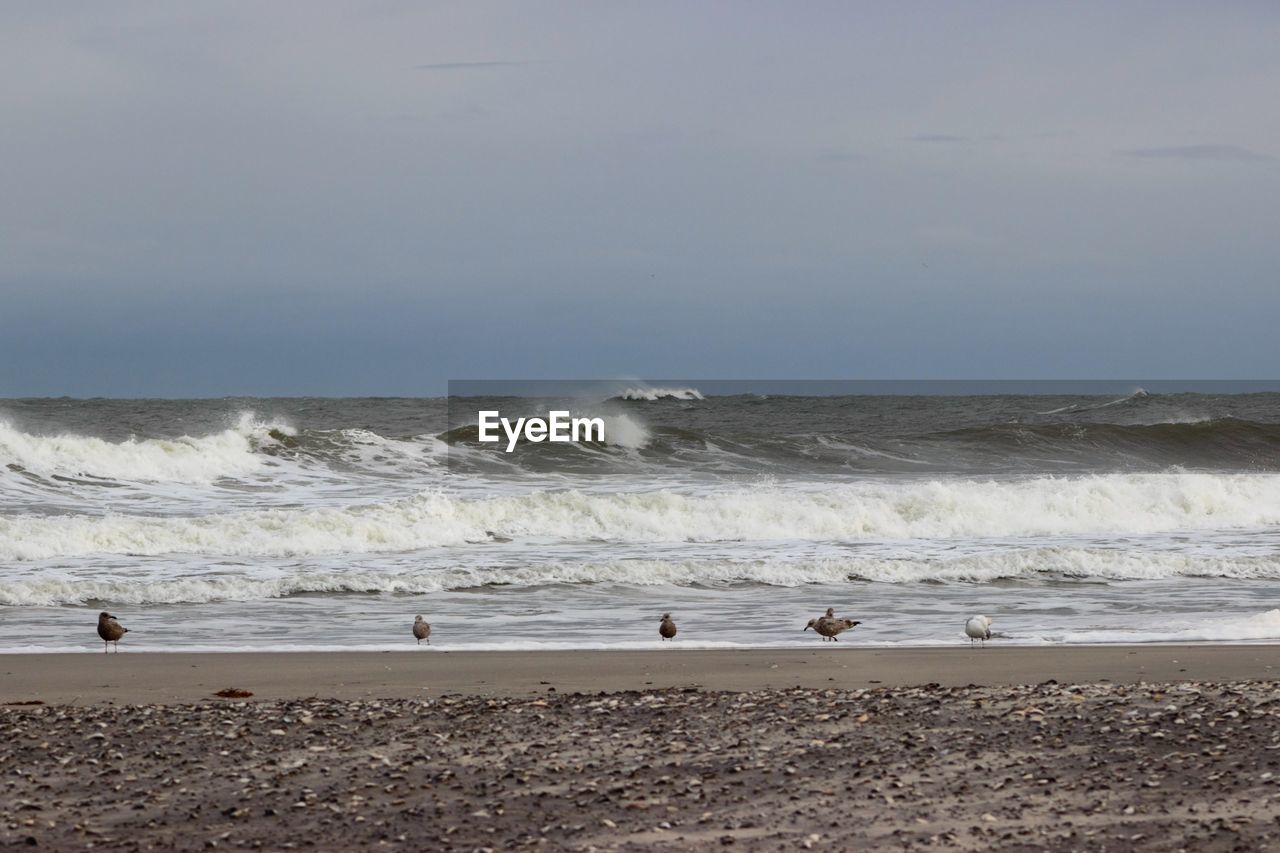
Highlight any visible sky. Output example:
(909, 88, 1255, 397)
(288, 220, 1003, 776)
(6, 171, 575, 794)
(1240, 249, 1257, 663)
(2, 1, 1278, 396)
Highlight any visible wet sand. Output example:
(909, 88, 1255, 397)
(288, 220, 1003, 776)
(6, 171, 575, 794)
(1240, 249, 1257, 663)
(5, 647, 1280, 849)
(4, 644, 1280, 704)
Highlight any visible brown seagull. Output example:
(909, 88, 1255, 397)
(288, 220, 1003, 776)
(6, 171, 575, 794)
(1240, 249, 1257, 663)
(659, 613, 677, 641)
(412, 615, 431, 645)
(97, 611, 129, 653)
(804, 613, 861, 642)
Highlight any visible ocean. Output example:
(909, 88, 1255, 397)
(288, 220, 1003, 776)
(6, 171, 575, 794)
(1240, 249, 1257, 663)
(3, 386, 1280, 652)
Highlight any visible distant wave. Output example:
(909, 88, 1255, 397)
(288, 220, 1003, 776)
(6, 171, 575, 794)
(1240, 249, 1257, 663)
(1037, 387, 1150, 415)
(618, 387, 704, 401)
(440, 416, 1280, 473)
(928, 418, 1280, 462)
(3, 472, 1279, 561)
(7, 548, 1280, 605)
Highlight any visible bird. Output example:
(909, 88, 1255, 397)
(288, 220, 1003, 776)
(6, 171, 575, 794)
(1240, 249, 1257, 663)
(805, 614, 861, 641)
(97, 611, 129, 653)
(412, 615, 431, 645)
(965, 615, 993, 647)
(808, 607, 839, 627)
(659, 613, 677, 641)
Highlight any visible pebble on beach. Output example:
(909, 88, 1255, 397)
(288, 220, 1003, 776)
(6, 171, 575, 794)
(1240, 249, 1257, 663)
(5, 680, 1273, 850)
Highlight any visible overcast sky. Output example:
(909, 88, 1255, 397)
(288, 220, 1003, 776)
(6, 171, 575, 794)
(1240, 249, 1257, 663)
(2, 1, 1278, 396)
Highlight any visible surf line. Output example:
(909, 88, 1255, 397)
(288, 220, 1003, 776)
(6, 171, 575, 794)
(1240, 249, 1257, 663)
(477, 410, 605, 452)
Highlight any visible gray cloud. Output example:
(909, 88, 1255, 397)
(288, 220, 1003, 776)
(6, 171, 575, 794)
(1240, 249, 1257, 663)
(910, 134, 966, 143)
(1121, 144, 1273, 162)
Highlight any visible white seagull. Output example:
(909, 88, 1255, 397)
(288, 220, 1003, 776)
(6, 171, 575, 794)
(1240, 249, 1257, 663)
(965, 615, 993, 647)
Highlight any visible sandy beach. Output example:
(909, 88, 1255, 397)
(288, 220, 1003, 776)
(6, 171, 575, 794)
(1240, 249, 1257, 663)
(4, 644, 1280, 703)
(5, 647, 1280, 849)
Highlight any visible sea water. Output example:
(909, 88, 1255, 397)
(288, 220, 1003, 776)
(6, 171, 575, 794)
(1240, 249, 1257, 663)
(2, 386, 1280, 651)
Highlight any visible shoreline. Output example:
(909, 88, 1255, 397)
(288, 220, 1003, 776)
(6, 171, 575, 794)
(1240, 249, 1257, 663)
(5, 643, 1279, 704)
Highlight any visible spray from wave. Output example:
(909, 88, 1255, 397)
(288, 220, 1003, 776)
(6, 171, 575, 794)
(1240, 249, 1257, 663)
(602, 413, 651, 448)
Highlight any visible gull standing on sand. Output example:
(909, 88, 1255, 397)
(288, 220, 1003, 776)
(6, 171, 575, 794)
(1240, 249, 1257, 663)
(97, 611, 129, 653)
(965, 615, 993, 647)
(805, 613, 861, 642)
(412, 615, 431, 645)
(659, 613, 677, 641)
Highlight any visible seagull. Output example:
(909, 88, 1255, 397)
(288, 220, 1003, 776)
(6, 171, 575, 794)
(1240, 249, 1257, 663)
(659, 613, 677, 641)
(805, 614, 861, 641)
(807, 607, 839, 627)
(97, 611, 129, 653)
(412, 615, 431, 645)
(965, 615, 993, 647)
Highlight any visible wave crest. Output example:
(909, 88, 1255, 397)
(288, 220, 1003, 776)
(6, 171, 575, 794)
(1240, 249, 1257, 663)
(618, 387, 704, 401)
(0, 412, 291, 484)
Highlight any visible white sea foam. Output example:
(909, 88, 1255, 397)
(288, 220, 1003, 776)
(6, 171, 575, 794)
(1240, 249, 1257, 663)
(619, 387, 705, 401)
(5, 549, 1280, 606)
(2, 472, 1277, 561)
(0, 412, 290, 484)
(0, 560, 865, 605)
(1051, 609, 1280, 645)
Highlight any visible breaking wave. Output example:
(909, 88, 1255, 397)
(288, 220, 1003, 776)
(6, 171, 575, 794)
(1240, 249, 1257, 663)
(4, 407, 1279, 498)
(0, 413, 289, 484)
(2, 471, 1279, 561)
